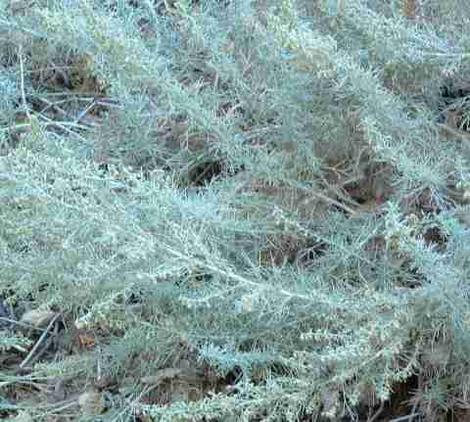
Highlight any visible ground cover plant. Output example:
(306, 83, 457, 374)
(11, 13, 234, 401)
(1, 0, 469, 420)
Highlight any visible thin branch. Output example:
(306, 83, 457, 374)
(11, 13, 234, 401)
(0, 317, 46, 333)
(302, 188, 358, 215)
(75, 99, 97, 125)
(389, 413, 422, 422)
(367, 400, 385, 422)
(18, 45, 31, 121)
(26, 336, 55, 368)
(37, 97, 74, 120)
(20, 313, 60, 369)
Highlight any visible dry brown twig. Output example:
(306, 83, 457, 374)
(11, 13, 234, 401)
(19, 313, 61, 369)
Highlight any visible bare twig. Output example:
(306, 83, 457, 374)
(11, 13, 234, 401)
(0, 317, 45, 332)
(367, 400, 385, 422)
(20, 313, 60, 369)
(75, 99, 96, 125)
(300, 187, 358, 215)
(18, 45, 31, 122)
(37, 97, 73, 119)
(35, 114, 91, 143)
(36, 97, 98, 128)
(389, 413, 422, 422)
(27, 335, 55, 368)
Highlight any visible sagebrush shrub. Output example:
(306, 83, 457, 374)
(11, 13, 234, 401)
(0, 0, 469, 420)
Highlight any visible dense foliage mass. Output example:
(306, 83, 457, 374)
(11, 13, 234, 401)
(1, 0, 469, 420)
